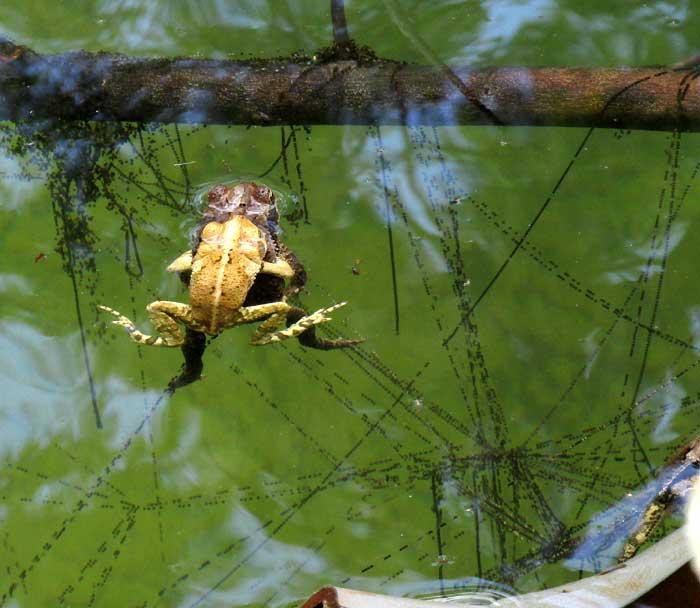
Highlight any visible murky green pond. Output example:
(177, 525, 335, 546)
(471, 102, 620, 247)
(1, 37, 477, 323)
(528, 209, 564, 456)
(1, 2, 699, 607)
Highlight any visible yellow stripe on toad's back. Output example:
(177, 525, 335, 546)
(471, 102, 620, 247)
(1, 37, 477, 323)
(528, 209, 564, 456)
(209, 217, 241, 333)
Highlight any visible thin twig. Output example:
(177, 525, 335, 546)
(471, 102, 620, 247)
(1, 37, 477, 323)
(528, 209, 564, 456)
(330, 0, 351, 45)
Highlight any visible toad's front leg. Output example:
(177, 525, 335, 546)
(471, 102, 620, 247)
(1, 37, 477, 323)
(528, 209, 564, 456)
(167, 250, 294, 280)
(98, 301, 200, 347)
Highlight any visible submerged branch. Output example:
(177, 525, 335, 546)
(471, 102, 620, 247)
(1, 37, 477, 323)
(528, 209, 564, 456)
(1, 39, 699, 131)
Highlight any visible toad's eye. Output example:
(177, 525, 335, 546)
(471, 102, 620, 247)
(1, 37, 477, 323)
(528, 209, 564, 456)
(208, 185, 227, 203)
(255, 186, 273, 202)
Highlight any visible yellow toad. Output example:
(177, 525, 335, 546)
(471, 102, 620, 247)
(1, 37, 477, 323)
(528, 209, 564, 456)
(99, 212, 345, 347)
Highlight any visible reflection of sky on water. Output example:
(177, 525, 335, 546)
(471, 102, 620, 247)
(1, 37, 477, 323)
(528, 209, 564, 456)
(182, 505, 327, 607)
(94, 0, 325, 54)
(633, 221, 687, 261)
(690, 307, 700, 353)
(3, 0, 324, 55)
(0, 156, 41, 210)
(567, 450, 695, 573)
(0, 316, 166, 460)
(451, 0, 554, 63)
(647, 371, 683, 444)
(604, 222, 688, 284)
(1, 2, 700, 604)
(0, 320, 85, 460)
(96, 0, 266, 53)
(355, 126, 510, 276)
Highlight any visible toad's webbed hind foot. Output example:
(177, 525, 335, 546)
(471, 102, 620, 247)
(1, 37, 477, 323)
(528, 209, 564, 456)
(98, 303, 185, 347)
(250, 302, 361, 347)
(287, 306, 364, 350)
(250, 302, 343, 345)
(259, 303, 362, 350)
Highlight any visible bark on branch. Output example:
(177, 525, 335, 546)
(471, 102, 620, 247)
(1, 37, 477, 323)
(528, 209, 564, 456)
(1, 39, 699, 131)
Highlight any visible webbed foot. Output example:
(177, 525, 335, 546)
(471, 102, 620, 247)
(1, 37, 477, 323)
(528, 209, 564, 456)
(98, 303, 185, 347)
(287, 305, 365, 350)
(251, 302, 363, 349)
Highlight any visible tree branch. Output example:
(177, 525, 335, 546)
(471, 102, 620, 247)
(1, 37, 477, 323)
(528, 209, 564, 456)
(1, 39, 699, 131)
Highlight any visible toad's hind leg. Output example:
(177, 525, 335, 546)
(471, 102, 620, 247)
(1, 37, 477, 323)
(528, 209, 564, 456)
(222, 301, 292, 330)
(287, 306, 364, 350)
(252, 302, 361, 347)
(249, 311, 288, 345)
(98, 301, 194, 347)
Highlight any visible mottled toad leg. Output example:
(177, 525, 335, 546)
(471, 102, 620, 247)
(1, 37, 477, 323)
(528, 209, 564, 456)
(252, 302, 357, 346)
(98, 301, 199, 347)
(249, 311, 288, 345)
(166, 250, 194, 286)
(220, 301, 291, 331)
(166, 250, 193, 273)
(286, 306, 365, 350)
(169, 251, 292, 280)
(261, 259, 294, 278)
(278, 243, 307, 297)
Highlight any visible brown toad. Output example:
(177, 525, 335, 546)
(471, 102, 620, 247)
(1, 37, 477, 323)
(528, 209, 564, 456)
(99, 182, 356, 354)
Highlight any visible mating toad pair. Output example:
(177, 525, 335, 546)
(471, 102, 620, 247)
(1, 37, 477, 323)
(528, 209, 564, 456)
(99, 183, 360, 364)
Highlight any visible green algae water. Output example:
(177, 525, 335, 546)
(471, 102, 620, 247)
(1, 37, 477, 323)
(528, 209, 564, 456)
(1, 2, 700, 606)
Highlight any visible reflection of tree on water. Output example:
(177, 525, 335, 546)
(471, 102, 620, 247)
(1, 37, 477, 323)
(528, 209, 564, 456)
(0, 120, 191, 428)
(2, 104, 700, 605)
(349, 124, 700, 587)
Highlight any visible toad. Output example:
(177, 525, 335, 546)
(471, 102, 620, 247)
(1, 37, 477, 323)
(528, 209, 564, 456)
(99, 182, 361, 385)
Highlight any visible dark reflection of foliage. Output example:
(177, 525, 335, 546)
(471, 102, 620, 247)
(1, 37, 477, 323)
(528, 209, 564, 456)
(265, 125, 313, 226)
(1, 119, 136, 279)
(0, 119, 139, 427)
(0, 119, 198, 426)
